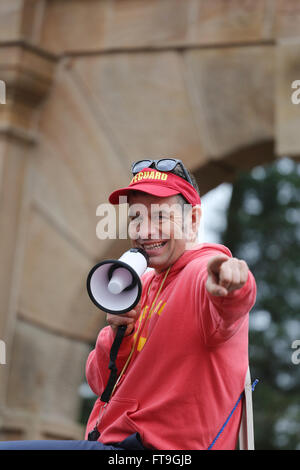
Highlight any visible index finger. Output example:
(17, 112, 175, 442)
(207, 255, 230, 275)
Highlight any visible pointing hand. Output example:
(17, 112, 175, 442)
(206, 255, 249, 297)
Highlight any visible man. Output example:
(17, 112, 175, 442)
(84, 158, 257, 450)
(0, 158, 256, 450)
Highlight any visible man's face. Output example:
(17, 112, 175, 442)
(128, 192, 191, 273)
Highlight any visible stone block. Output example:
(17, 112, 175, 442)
(0, 0, 24, 42)
(189, 0, 272, 45)
(5, 318, 89, 437)
(6, 319, 89, 419)
(184, 46, 275, 160)
(72, 51, 207, 169)
(0, 44, 56, 143)
(274, 0, 300, 39)
(0, 138, 28, 339)
(0, 0, 49, 45)
(31, 61, 131, 260)
(18, 205, 105, 342)
(40, 0, 273, 54)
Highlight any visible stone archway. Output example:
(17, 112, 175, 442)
(1, 0, 300, 440)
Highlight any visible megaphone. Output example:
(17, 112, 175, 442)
(86, 248, 149, 315)
(86, 248, 149, 411)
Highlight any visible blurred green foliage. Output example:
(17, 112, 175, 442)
(221, 157, 300, 450)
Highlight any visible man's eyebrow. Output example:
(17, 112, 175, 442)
(128, 211, 139, 218)
(128, 208, 142, 217)
(151, 208, 170, 214)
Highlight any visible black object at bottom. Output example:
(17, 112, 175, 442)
(88, 427, 101, 441)
(88, 431, 147, 449)
(114, 432, 147, 450)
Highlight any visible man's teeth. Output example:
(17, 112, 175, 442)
(143, 242, 166, 250)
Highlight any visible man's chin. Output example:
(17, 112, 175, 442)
(148, 255, 171, 273)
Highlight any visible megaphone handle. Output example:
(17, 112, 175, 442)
(100, 324, 127, 403)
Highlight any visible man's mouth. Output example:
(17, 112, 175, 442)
(139, 240, 168, 254)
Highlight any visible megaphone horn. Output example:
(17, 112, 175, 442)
(86, 248, 149, 315)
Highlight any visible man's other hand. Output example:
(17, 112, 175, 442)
(106, 303, 142, 336)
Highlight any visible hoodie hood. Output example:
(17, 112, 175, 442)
(143, 243, 232, 288)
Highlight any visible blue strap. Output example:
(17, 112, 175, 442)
(207, 379, 259, 450)
(252, 379, 259, 392)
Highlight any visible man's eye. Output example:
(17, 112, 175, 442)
(129, 215, 142, 223)
(152, 214, 169, 225)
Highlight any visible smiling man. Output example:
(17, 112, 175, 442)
(0, 159, 256, 451)
(84, 159, 257, 450)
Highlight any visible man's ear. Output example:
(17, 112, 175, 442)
(189, 205, 202, 241)
(184, 204, 201, 243)
(192, 205, 201, 238)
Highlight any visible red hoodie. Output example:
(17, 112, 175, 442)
(85, 243, 257, 450)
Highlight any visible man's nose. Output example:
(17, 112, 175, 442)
(138, 218, 160, 240)
(137, 218, 152, 239)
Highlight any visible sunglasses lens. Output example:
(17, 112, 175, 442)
(156, 159, 177, 172)
(132, 160, 152, 173)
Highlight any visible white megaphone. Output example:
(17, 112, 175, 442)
(86, 248, 149, 410)
(86, 248, 149, 315)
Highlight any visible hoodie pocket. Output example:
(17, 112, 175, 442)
(100, 396, 140, 443)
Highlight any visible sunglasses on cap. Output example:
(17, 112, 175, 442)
(131, 158, 193, 186)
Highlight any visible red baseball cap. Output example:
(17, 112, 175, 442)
(108, 168, 201, 206)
